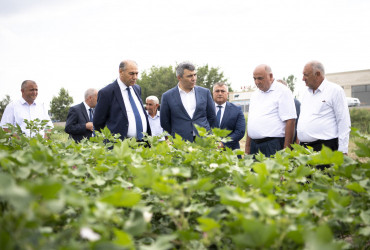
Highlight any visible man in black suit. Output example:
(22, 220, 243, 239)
(213, 82, 246, 151)
(65, 88, 98, 142)
(93, 60, 151, 141)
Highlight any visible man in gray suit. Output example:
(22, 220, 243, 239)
(160, 62, 217, 142)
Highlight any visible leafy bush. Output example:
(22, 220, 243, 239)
(350, 108, 370, 134)
(0, 123, 369, 249)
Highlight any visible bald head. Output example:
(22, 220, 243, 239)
(253, 64, 274, 92)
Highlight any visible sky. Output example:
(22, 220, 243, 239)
(0, 0, 369, 106)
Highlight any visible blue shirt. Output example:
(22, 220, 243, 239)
(147, 111, 165, 141)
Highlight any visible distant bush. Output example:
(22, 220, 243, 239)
(350, 108, 370, 134)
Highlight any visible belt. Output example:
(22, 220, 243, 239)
(252, 137, 282, 144)
(300, 138, 338, 147)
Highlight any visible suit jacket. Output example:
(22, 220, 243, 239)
(218, 102, 246, 150)
(65, 102, 93, 143)
(160, 85, 217, 142)
(93, 80, 151, 140)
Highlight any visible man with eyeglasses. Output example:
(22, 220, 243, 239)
(213, 82, 245, 152)
(245, 64, 297, 157)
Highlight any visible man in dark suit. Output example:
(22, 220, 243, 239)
(93, 60, 151, 141)
(65, 88, 98, 143)
(213, 82, 246, 150)
(160, 62, 217, 142)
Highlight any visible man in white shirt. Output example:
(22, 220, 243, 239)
(93, 60, 151, 141)
(65, 88, 98, 142)
(245, 64, 297, 157)
(297, 61, 351, 154)
(160, 62, 217, 142)
(145, 95, 165, 141)
(0, 80, 53, 138)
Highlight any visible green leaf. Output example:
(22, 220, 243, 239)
(197, 217, 220, 232)
(140, 234, 177, 250)
(113, 228, 134, 248)
(346, 182, 366, 193)
(124, 210, 147, 236)
(100, 188, 141, 207)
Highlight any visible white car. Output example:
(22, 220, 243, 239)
(347, 97, 361, 107)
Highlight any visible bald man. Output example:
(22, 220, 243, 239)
(245, 64, 297, 157)
(93, 60, 151, 141)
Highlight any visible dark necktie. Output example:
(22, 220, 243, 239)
(89, 108, 95, 136)
(89, 108, 94, 122)
(216, 105, 222, 127)
(127, 87, 143, 140)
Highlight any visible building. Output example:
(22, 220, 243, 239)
(326, 69, 370, 106)
(228, 89, 254, 113)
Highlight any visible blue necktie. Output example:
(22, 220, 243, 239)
(127, 87, 143, 140)
(89, 108, 95, 136)
(216, 105, 222, 127)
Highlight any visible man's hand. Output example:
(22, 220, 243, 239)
(86, 122, 94, 131)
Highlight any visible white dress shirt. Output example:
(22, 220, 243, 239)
(215, 102, 226, 125)
(147, 111, 165, 141)
(0, 98, 53, 137)
(248, 81, 297, 139)
(297, 79, 351, 153)
(83, 102, 93, 121)
(178, 86, 196, 119)
(117, 78, 147, 139)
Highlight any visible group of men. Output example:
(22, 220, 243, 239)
(0, 60, 351, 158)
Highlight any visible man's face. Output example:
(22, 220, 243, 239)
(21, 82, 38, 104)
(302, 64, 317, 90)
(178, 69, 197, 92)
(145, 99, 158, 116)
(90, 91, 98, 108)
(213, 85, 228, 105)
(119, 63, 139, 86)
(253, 68, 273, 92)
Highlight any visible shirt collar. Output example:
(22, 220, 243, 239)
(215, 102, 226, 109)
(117, 77, 131, 90)
(20, 97, 37, 105)
(147, 110, 160, 118)
(178, 84, 195, 94)
(258, 80, 276, 93)
(83, 101, 91, 110)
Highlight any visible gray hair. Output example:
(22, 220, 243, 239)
(213, 82, 229, 92)
(21, 80, 36, 89)
(176, 61, 196, 77)
(84, 88, 97, 100)
(309, 61, 325, 75)
(119, 60, 138, 71)
(146, 95, 159, 105)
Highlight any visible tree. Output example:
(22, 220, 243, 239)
(50, 88, 73, 122)
(197, 64, 231, 92)
(137, 66, 178, 101)
(0, 95, 11, 120)
(137, 64, 231, 102)
(282, 75, 297, 94)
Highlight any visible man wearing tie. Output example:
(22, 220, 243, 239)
(93, 60, 151, 141)
(160, 61, 217, 142)
(65, 88, 98, 143)
(213, 82, 246, 151)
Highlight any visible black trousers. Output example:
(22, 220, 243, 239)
(250, 137, 285, 157)
(300, 138, 338, 170)
(300, 138, 338, 152)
